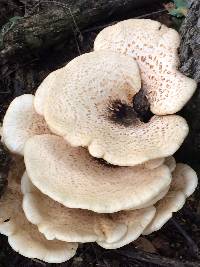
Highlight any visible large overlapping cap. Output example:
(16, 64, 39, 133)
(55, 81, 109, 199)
(0, 158, 77, 263)
(143, 163, 198, 235)
(38, 50, 188, 166)
(2, 94, 50, 155)
(22, 172, 156, 247)
(24, 134, 172, 213)
(94, 19, 197, 115)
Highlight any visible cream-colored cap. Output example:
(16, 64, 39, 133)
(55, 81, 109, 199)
(0, 160, 77, 263)
(2, 94, 50, 155)
(42, 51, 188, 166)
(22, 172, 155, 247)
(143, 163, 198, 235)
(24, 134, 172, 213)
(94, 19, 196, 115)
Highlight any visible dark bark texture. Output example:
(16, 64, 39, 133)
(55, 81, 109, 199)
(177, 0, 200, 164)
(0, 0, 157, 65)
(0, 0, 162, 121)
(0, 142, 11, 197)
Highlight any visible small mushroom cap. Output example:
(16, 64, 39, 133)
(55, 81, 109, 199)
(34, 69, 63, 116)
(8, 219, 78, 264)
(0, 162, 77, 263)
(2, 94, 50, 155)
(143, 191, 185, 235)
(97, 207, 156, 249)
(24, 134, 172, 213)
(94, 19, 197, 115)
(171, 163, 198, 197)
(43, 51, 188, 166)
(22, 172, 156, 246)
(143, 163, 198, 235)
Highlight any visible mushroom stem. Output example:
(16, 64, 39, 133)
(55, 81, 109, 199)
(108, 89, 153, 127)
(132, 89, 153, 122)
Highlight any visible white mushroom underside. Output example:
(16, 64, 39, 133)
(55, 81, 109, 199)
(24, 134, 172, 213)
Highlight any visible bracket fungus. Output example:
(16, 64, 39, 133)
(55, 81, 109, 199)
(144, 164, 198, 235)
(94, 19, 197, 115)
(24, 134, 172, 213)
(2, 94, 50, 155)
(0, 158, 77, 263)
(0, 18, 198, 264)
(38, 50, 188, 166)
(22, 172, 156, 247)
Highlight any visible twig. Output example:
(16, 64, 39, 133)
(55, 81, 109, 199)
(171, 218, 199, 258)
(114, 248, 200, 267)
(31, 258, 46, 266)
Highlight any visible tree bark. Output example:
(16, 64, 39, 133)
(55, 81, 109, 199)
(0, 142, 11, 197)
(177, 0, 200, 164)
(0, 0, 159, 65)
(0, 0, 163, 121)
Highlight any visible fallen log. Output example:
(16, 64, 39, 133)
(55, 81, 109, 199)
(0, 0, 160, 65)
(0, 0, 163, 120)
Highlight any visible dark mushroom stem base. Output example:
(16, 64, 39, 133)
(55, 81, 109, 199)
(108, 89, 153, 126)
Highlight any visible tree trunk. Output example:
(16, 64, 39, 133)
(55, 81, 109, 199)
(177, 0, 200, 164)
(0, 0, 159, 65)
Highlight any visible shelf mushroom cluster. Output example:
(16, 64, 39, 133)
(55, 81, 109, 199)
(0, 19, 198, 263)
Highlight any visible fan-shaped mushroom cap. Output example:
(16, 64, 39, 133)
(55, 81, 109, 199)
(24, 134, 172, 213)
(164, 156, 176, 172)
(34, 69, 63, 116)
(43, 51, 188, 166)
(22, 172, 156, 246)
(143, 164, 198, 235)
(2, 94, 50, 155)
(0, 163, 77, 263)
(94, 19, 196, 115)
(171, 163, 198, 197)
